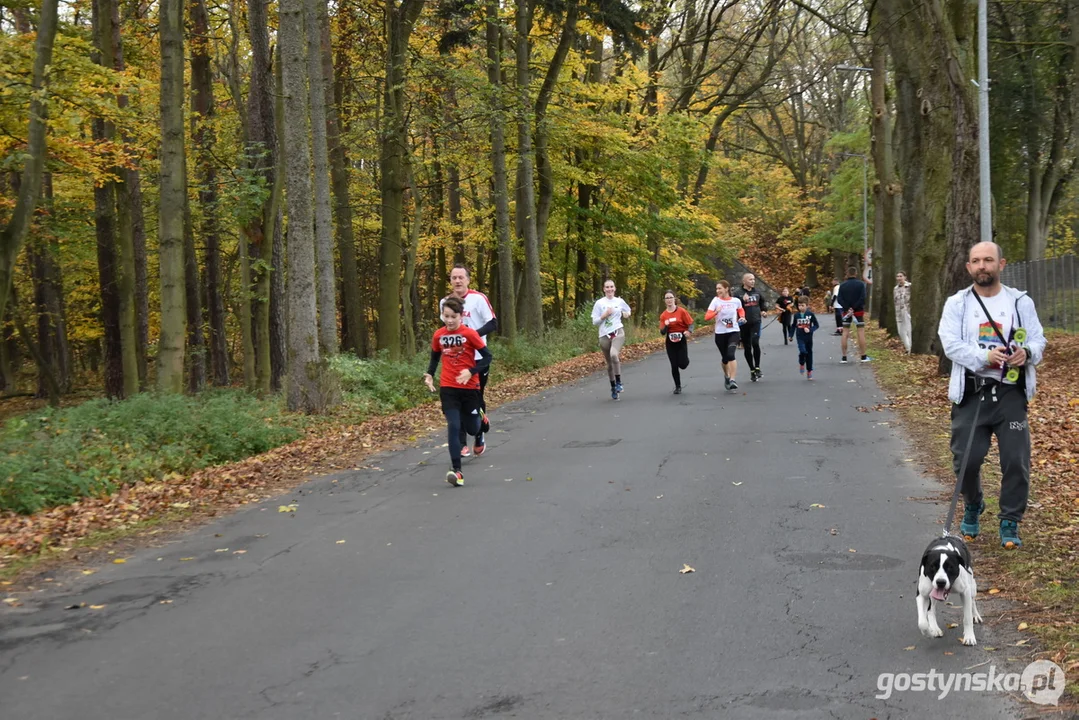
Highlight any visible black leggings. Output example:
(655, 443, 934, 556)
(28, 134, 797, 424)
(740, 322, 761, 369)
(459, 369, 490, 445)
(665, 337, 690, 387)
(780, 312, 792, 342)
(442, 387, 482, 471)
(714, 332, 739, 364)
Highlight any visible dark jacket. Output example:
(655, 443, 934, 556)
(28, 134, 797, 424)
(733, 285, 768, 324)
(837, 278, 866, 312)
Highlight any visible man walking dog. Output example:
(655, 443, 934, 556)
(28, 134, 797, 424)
(938, 242, 1046, 549)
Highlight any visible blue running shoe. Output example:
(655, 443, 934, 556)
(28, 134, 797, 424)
(960, 500, 985, 539)
(1000, 520, 1022, 549)
(615, 382, 624, 394)
(611, 387, 619, 400)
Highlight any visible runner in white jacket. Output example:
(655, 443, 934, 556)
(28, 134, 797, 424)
(592, 279, 632, 400)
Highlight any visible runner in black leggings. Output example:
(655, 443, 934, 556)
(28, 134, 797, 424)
(733, 272, 769, 381)
(659, 291, 694, 394)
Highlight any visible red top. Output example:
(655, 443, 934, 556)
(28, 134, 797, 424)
(659, 307, 693, 334)
(431, 326, 485, 389)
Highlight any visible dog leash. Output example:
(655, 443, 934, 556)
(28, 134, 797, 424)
(942, 389, 985, 537)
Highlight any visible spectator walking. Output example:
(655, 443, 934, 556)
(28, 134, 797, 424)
(894, 271, 912, 353)
(938, 241, 1046, 549)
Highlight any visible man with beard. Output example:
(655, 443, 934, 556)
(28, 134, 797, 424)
(938, 242, 1046, 549)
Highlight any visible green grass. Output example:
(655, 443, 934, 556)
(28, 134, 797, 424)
(0, 391, 301, 515)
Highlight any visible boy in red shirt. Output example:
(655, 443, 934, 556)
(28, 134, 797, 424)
(659, 291, 694, 394)
(424, 296, 492, 486)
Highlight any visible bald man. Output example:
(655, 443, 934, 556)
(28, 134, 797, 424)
(938, 241, 1046, 550)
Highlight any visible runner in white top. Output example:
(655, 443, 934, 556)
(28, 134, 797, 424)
(704, 280, 746, 390)
(591, 279, 632, 400)
(439, 265, 498, 456)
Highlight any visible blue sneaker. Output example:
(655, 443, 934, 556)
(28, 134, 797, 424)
(1000, 520, 1022, 549)
(611, 387, 619, 401)
(960, 501, 985, 539)
(615, 382, 624, 394)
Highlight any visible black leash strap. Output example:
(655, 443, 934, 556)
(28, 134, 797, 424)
(943, 388, 984, 537)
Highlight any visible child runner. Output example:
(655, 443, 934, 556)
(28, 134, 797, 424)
(659, 290, 694, 394)
(591, 279, 632, 400)
(789, 296, 819, 380)
(705, 280, 745, 390)
(424, 296, 492, 487)
(776, 287, 794, 345)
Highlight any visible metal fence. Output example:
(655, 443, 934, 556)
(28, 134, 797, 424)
(999, 255, 1079, 332)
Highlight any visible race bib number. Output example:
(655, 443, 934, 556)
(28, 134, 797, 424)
(439, 334, 466, 349)
(669, 332, 683, 342)
(723, 318, 734, 329)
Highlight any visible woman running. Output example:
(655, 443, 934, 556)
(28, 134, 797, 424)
(776, 287, 794, 345)
(659, 290, 694, 394)
(705, 280, 745, 390)
(591, 279, 632, 400)
(423, 295, 492, 486)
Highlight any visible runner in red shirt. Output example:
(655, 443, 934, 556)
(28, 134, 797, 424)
(423, 296, 492, 486)
(659, 291, 694, 394)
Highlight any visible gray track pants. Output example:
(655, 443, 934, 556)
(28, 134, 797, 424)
(599, 328, 625, 381)
(950, 383, 1031, 522)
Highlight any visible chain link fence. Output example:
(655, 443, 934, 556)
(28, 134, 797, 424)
(999, 255, 1078, 332)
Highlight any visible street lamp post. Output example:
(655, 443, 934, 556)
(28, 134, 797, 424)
(840, 152, 870, 305)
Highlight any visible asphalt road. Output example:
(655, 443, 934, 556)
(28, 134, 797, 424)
(0, 324, 1046, 719)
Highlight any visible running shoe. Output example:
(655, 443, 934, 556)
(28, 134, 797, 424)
(754, 368, 763, 380)
(446, 470, 464, 487)
(473, 443, 486, 457)
(460, 446, 471, 458)
(806, 371, 813, 380)
(728, 379, 738, 390)
(999, 520, 1022, 549)
(480, 412, 490, 434)
(833, 329, 842, 336)
(799, 364, 805, 374)
(615, 382, 624, 394)
(840, 356, 848, 364)
(723, 377, 730, 390)
(673, 386, 682, 395)
(961, 500, 985, 539)
(860, 355, 872, 363)
(611, 388, 619, 400)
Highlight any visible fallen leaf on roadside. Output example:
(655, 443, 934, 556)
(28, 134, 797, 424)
(336, 540, 346, 544)
(988, 588, 1000, 594)
(278, 504, 297, 513)
(232, 550, 246, 555)
(903, 645, 915, 651)
(810, 503, 825, 508)
(81, 569, 95, 576)
(214, 548, 229, 553)
(159, 600, 172, 604)
(89, 604, 106, 610)
(656, 495, 663, 499)
(180, 557, 194, 561)
(732, 481, 743, 486)
(944, 651, 954, 656)
(848, 549, 857, 553)
(113, 558, 126, 564)
(680, 564, 695, 574)
(947, 623, 958, 629)
(829, 528, 838, 535)
(1017, 622, 1029, 631)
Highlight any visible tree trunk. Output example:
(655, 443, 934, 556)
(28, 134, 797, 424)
(307, 0, 337, 354)
(514, 0, 543, 335)
(883, 0, 978, 357)
(183, 187, 206, 392)
(487, 0, 517, 341)
(30, 175, 71, 397)
(534, 1, 577, 246)
(280, 0, 322, 411)
(244, 0, 280, 394)
(270, 207, 287, 391)
(378, 0, 426, 359)
(869, 6, 900, 336)
(402, 170, 423, 356)
(190, 0, 229, 385)
(158, 0, 187, 392)
(329, 28, 364, 355)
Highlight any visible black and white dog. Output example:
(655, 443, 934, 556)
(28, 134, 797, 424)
(916, 535, 983, 646)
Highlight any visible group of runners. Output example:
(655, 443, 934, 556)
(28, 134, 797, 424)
(424, 266, 868, 486)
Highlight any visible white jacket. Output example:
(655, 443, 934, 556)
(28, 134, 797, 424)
(937, 284, 1046, 404)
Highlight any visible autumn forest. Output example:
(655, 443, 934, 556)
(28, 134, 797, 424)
(1, 0, 1077, 412)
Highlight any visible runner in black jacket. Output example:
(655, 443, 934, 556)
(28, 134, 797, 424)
(734, 272, 769, 381)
